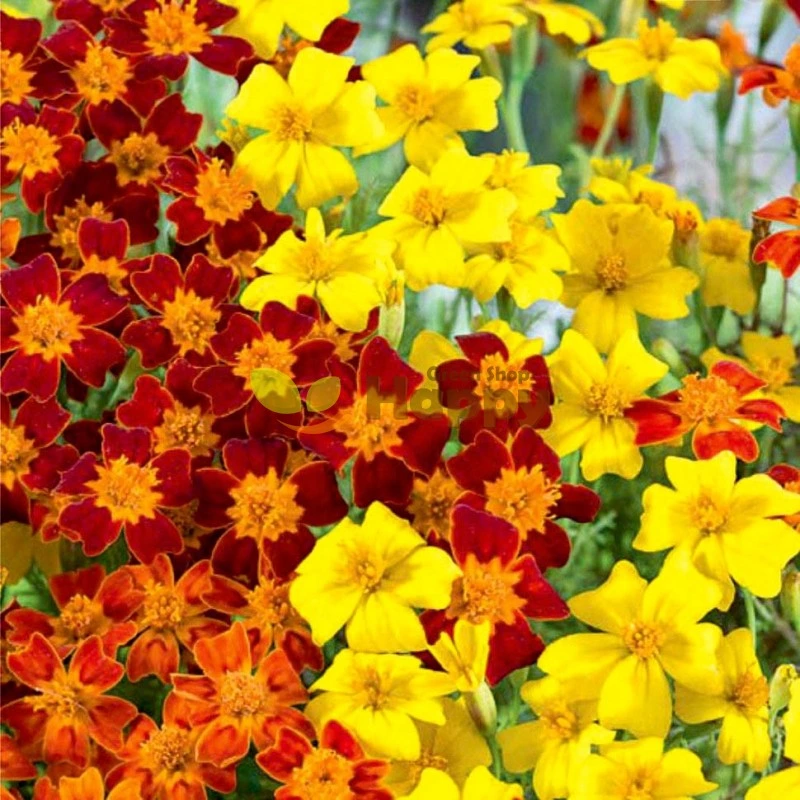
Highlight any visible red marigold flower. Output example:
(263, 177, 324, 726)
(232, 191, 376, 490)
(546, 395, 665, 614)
(52, 0, 137, 35)
(104, 0, 253, 81)
(0, 12, 55, 107)
(56, 424, 193, 562)
(256, 721, 392, 800)
(33, 767, 142, 800)
(3, 633, 137, 767)
(106, 693, 236, 799)
(627, 360, 785, 462)
(0, 254, 127, 400)
(768, 463, 800, 530)
(436, 331, 553, 444)
(6, 564, 140, 658)
(171, 620, 313, 768)
(1, 103, 83, 212)
(0, 732, 37, 782)
(42, 20, 165, 115)
(299, 336, 451, 508)
(752, 195, 800, 278)
(87, 94, 201, 189)
(122, 554, 225, 683)
(739, 41, 800, 106)
(296, 295, 378, 366)
(195, 436, 347, 574)
(447, 427, 601, 570)
(422, 505, 568, 685)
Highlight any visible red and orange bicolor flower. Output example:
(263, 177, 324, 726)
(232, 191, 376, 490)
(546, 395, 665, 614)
(447, 427, 601, 570)
(6, 564, 140, 657)
(0, 254, 127, 400)
(436, 331, 553, 444)
(56, 424, 193, 562)
(1, 103, 84, 212)
(739, 41, 800, 106)
(104, 0, 252, 81)
(0, 731, 37, 783)
(3, 633, 137, 767)
(34, 767, 143, 800)
(171, 621, 313, 768)
(122, 254, 235, 368)
(627, 360, 785, 462)
(256, 721, 393, 800)
(0, 12, 53, 107)
(768, 463, 800, 530)
(51, 0, 137, 34)
(106, 693, 236, 799)
(753, 195, 800, 279)
(422, 505, 568, 685)
(299, 336, 451, 508)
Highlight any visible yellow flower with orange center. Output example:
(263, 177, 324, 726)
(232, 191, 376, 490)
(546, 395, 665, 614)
(109, 132, 170, 187)
(1, 49, 34, 105)
(86, 456, 164, 526)
(228, 469, 303, 543)
(1, 120, 61, 179)
(70, 43, 131, 105)
(422, 0, 527, 51)
(144, 0, 212, 56)
(12, 295, 84, 360)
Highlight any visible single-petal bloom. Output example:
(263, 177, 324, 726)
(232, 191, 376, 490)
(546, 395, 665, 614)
(698, 218, 755, 314)
(33, 767, 143, 800)
(423, 0, 526, 51)
(752, 194, 800, 278)
(525, 0, 605, 45)
(739, 41, 800, 107)
(482, 150, 564, 221)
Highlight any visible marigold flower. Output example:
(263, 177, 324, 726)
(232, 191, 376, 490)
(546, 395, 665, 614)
(0, 732, 37, 782)
(305, 649, 454, 760)
(635, 451, 800, 610)
(552, 200, 698, 353)
(768, 463, 800, 530)
(582, 18, 725, 99)
(698, 217, 755, 314)
(524, 0, 604, 45)
(290, 501, 460, 652)
(226, 47, 382, 208)
(0, 12, 50, 107)
(739, 41, 800, 107)
(538, 559, 724, 738)
(356, 44, 500, 170)
(408, 465, 463, 543)
(482, 150, 564, 220)
(497, 676, 614, 800)
(571, 738, 717, 800)
(171, 620, 313, 767)
(33, 767, 143, 800)
(628, 360, 785, 462)
(4, 633, 137, 767)
(422, 0, 527, 51)
(428, 620, 490, 694)
(752, 195, 800, 278)
(716, 20, 755, 73)
(405, 765, 522, 800)
(0, 254, 127, 401)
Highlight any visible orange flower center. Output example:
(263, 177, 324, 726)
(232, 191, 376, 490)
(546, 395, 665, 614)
(485, 465, 561, 537)
(79, 253, 127, 290)
(730, 669, 769, 714)
(452, 554, 525, 626)
(283, 748, 355, 800)
(247, 577, 292, 628)
(269, 102, 314, 142)
(409, 471, 461, 540)
(51, 199, 112, 265)
(584, 382, 629, 420)
(219, 671, 269, 717)
(163, 499, 201, 546)
(142, 725, 191, 772)
(144, 0, 212, 56)
(233, 333, 297, 387)
(474, 353, 533, 413)
(623, 620, 664, 660)
(13, 295, 83, 360)
(690, 494, 728, 534)
(751, 356, 791, 391)
(229, 469, 304, 542)
(0, 424, 36, 489)
(332, 392, 410, 461)
(87, 456, 163, 525)
(194, 159, 254, 225)
(140, 583, 185, 630)
(57, 594, 104, 640)
(297, 240, 337, 282)
(154, 402, 219, 456)
(1, 121, 60, 179)
(395, 83, 435, 122)
(29, 674, 82, 717)
(406, 752, 449, 790)
(409, 186, 448, 227)
(71, 44, 131, 105)
(637, 19, 677, 61)
(595, 253, 628, 292)
(540, 700, 579, 741)
(109, 132, 169, 187)
(206, 238, 262, 281)
(359, 667, 391, 711)
(621, 769, 657, 800)
(679, 373, 740, 423)
(1, 50, 34, 105)
(161, 288, 220, 356)
(310, 319, 357, 362)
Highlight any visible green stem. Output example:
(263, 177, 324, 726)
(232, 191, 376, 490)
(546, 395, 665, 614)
(591, 84, 626, 159)
(496, 287, 516, 325)
(645, 85, 664, 164)
(743, 589, 758, 650)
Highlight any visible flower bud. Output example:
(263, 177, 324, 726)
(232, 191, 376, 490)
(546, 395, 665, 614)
(465, 681, 498, 737)
(770, 664, 798, 714)
(781, 567, 800, 634)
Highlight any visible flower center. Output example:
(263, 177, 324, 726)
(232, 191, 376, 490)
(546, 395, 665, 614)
(751, 356, 791, 391)
(154, 402, 219, 456)
(29, 675, 83, 717)
(0, 424, 36, 488)
(474, 353, 533, 412)
(144, 0, 212, 56)
(730, 669, 769, 714)
(360, 667, 390, 711)
(142, 725, 191, 772)
(13, 295, 83, 360)
(540, 701, 579, 741)
(297, 240, 337, 282)
(284, 748, 355, 800)
(310, 319, 357, 362)
(161, 288, 220, 357)
(269, 103, 314, 142)
(678, 374, 740, 423)
(452, 554, 524, 626)
(1, 50, 34, 105)
(595, 253, 628, 292)
(87, 456, 163, 525)
(395, 84, 436, 123)
(409, 186, 448, 227)
(702, 219, 747, 259)
(109, 132, 170, 187)
(247, 578, 292, 628)
(637, 18, 677, 61)
(57, 594, 103, 640)
(194, 159, 254, 225)
(485, 465, 561, 537)
(332, 392, 410, 461)
(623, 620, 664, 660)
(71, 44, 131, 105)
(406, 752, 449, 790)
(409, 471, 461, 541)
(584, 382, 629, 420)
(233, 333, 297, 387)
(79, 253, 127, 290)
(219, 671, 269, 717)
(229, 469, 304, 543)
(51, 199, 112, 265)
(163, 499, 201, 545)
(622, 769, 657, 800)
(1, 121, 60, 178)
(690, 494, 728, 534)
(140, 583, 185, 630)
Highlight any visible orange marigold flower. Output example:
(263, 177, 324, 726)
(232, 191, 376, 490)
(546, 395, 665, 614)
(33, 767, 143, 800)
(3, 634, 137, 768)
(716, 21, 755, 73)
(171, 621, 313, 768)
(739, 41, 800, 106)
(753, 195, 800, 278)
(628, 360, 785, 462)
(0, 732, 37, 782)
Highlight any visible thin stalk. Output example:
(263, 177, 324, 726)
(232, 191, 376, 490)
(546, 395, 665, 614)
(591, 84, 626, 159)
(743, 589, 757, 649)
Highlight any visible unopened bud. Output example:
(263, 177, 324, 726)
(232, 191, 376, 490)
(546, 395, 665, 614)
(770, 664, 798, 713)
(465, 681, 498, 737)
(651, 338, 687, 379)
(781, 567, 800, 634)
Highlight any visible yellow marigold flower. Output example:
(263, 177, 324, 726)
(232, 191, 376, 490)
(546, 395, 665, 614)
(572, 738, 717, 800)
(675, 629, 771, 771)
(223, 0, 348, 58)
(497, 676, 614, 800)
(483, 150, 564, 220)
(524, 0, 605, 45)
(702, 332, 800, 422)
(241, 207, 390, 331)
(225, 47, 382, 209)
(538, 559, 724, 738)
(422, 0, 527, 52)
(290, 502, 460, 652)
(405, 766, 522, 800)
(305, 649, 455, 759)
(356, 45, 501, 170)
(697, 218, 755, 314)
(545, 329, 668, 481)
(582, 19, 725, 99)
(634, 451, 800, 610)
(429, 620, 490, 693)
(375, 151, 517, 291)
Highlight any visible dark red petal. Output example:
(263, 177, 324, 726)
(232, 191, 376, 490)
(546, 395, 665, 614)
(194, 467, 237, 528)
(62, 273, 127, 325)
(194, 365, 250, 415)
(352, 452, 413, 508)
(511, 426, 561, 479)
(145, 93, 202, 152)
(126, 512, 184, 563)
(516, 554, 569, 619)
(77, 217, 129, 262)
(396, 413, 450, 476)
(525, 519, 572, 571)
(59, 499, 122, 556)
(117, 374, 172, 429)
(485, 615, 544, 685)
(357, 336, 421, 399)
(291, 461, 348, 526)
(50, 564, 105, 608)
(42, 19, 93, 65)
(62, 329, 126, 388)
(450, 505, 520, 566)
(0, 253, 60, 312)
(1, 350, 60, 400)
(185, 254, 234, 304)
(16, 395, 70, 447)
(151, 449, 193, 507)
(195, 35, 253, 75)
(101, 424, 152, 466)
(223, 437, 288, 480)
(210, 312, 261, 363)
(446, 430, 509, 492)
(455, 331, 508, 365)
(553, 483, 601, 523)
(121, 317, 179, 369)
